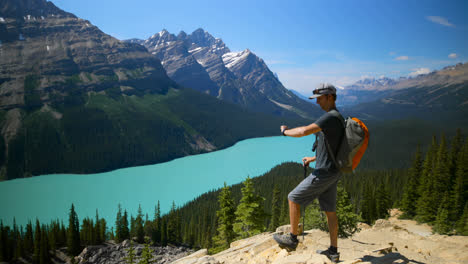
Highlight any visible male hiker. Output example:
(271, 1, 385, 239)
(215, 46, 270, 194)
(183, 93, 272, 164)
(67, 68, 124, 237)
(273, 83, 344, 262)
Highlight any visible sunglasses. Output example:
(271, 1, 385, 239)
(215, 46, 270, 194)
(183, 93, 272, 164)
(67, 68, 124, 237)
(313, 88, 331, 95)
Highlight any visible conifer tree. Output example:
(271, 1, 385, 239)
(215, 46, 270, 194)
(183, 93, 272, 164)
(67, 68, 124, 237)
(213, 183, 236, 250)
(360, 183, 375, 224)
(400, 147, 423, 217)
(39, 224, 50, 264)
(136, 205, 145, 243)
(24, 221, 34, 255)
(187, 219, 195, 246)
(67, 204, 81, 256)
(434, 193, 452, 235)
(335, 183, 360, 238)
(130, 216, 136, 239)
(14, 230, 24, 261)
(138, 238, 154, 264)
(233, 177, 267, 238)
(304, 201, 327, 231)
(269, 185, 281, 231)
(152, 202, 161, 245)
(48, 221, 56, 251)
(448, 129, 462, 184)
(11, 218, 18, 262)
(0, 221, 5, 262)
(124, 240, 136, 264)
(456, 202, 468, 235)
(416, 136, 438, 222)
(375, 183, 391, 219)
(144, 213, 152, 239)
(99, 219, 107, 243)
(167, 202, 178, 244)
(33, 219, 41, 263)
(433, 135, 450, 199)
(109, 227, 115, 241)
(95, 210, 101, 244)
(60, 221, 67, 246)
(160, 219, 167, 246)
(280, 198, 289, 225)
(453, 138, 468, 220)
(115, 204, 123, 243)
(122, 211, 130, 241)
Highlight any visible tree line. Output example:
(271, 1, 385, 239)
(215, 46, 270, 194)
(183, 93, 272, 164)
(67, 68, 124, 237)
(400, 130, 468, 235)
(0, 204, 107, 263)
(1, 130, 466, 262)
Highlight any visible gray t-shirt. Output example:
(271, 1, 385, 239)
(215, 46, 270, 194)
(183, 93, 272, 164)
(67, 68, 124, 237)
(313, 109, 344, 172)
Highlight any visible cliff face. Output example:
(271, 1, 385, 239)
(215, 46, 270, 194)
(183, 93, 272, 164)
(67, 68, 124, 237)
(172, 210, 468, 264)
(0, 2, 173, 110)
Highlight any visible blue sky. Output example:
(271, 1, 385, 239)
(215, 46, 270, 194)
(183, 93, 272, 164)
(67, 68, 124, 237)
(53, 0, 467, 94)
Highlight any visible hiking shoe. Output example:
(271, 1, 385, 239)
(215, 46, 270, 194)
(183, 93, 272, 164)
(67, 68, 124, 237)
(316, 247, 340, 262)
(273, 233, 298, 251)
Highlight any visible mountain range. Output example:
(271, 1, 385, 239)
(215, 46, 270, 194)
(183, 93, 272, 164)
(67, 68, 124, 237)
(342, 63, 468, 122)
(126, 29, 322, 119)
(288, 63, 468, 119)
(0, 0, 308, 180)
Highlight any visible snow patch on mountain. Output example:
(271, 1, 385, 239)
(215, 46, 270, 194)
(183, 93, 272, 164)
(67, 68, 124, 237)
(189, 47, 203, 53)
(222, 49, 251, 69)
(269, 99, 293, 110)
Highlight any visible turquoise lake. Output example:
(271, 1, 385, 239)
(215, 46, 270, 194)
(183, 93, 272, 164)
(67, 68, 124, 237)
(0, 136, 315, 228)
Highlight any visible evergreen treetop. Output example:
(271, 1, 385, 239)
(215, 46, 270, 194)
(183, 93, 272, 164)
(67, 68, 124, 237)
(233, 176, 267, 239)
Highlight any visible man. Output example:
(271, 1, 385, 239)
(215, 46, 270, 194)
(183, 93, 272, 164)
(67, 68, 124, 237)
(273, 83, 344, 262)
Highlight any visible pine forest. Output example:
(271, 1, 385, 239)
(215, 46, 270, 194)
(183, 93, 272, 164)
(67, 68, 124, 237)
(0, 131, 467, 263)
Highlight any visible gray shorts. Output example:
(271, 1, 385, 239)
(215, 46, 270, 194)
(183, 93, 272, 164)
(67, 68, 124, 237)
(288, 169, 341, 212)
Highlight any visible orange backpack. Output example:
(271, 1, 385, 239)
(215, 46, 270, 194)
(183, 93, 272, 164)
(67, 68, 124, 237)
(326, 111, 369, 173)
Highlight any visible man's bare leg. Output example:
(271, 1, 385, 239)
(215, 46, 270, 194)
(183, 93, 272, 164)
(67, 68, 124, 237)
(289, 200, 301, 235)
(325, 211, 338, 247)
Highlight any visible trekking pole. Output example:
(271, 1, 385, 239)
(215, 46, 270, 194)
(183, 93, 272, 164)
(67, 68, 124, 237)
(302, 164, 307, 241)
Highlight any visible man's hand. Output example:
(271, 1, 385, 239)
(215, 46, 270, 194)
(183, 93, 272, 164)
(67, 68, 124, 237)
(280, 125, 288, 133)
(302, 156, 316, 167)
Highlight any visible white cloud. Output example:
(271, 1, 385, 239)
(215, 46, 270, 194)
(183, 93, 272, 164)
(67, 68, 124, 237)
(360, 75, 373, 80)
(395, 56, 409, 61)
(448, 53, 458, 59)
(426, 16, 455, 27)
(409, 68, 431, 77)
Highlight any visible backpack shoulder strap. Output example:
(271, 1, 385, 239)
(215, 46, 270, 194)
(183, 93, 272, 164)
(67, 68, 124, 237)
(323, 109, 346, 170)
(328, 109, 346, 128)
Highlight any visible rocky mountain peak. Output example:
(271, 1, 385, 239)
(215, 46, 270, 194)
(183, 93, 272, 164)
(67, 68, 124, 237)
(0, 0, 75, 19)
(177, 30, 188, 40)
(145, 29, 177, 48)
(135, 28, 321, 119)
(189, 28, 217, 47)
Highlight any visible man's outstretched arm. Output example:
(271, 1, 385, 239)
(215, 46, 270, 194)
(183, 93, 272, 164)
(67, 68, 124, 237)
(281, 123, 321, 137)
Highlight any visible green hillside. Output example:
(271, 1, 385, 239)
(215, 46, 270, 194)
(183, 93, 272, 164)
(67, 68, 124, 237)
(1, 87, 308, 180)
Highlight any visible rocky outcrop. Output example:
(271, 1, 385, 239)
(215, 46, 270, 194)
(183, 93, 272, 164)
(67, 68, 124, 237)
(172, 210, 468, 264)
(56, 240, 194, 264)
